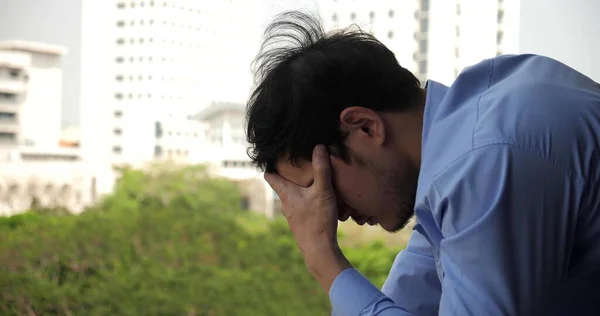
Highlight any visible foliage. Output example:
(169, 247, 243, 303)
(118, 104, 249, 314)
(0, 164, 403, 315)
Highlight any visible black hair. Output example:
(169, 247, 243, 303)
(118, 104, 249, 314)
(246, 10, 421, 172)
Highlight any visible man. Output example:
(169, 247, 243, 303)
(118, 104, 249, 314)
(246, 11, 600, 315)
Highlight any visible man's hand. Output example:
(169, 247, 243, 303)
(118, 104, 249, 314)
(264, 144, 352, 292)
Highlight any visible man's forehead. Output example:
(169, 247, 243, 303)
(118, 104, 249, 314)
(275, 159, 314, 188)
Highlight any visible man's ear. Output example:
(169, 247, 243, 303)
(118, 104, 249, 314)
(339, 106, 386, 145)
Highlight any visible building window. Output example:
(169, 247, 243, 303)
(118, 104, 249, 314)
(116, 38, 125, 45)
(115, 56, 124, 63)
(154, 145, 162, 157)
(420, 18, 429, 32)
(113, 128, 122, 136)
(455, 47, 460, 58)
(115, 75, 124, 81)
(350, 12, 356, 21)
(456, 4, 461, 15)
(497, 30, 504, 44)
(497, 9, 504, 24)
(420, 0, 430, 10)
(8, 69, 20, 78)
(387, 31, 394, 39)
(0, 112, 17, 121)
(112, 146, 122, 154)
(130, 2, 135, 8)
(114, 93, 123, 100)
(419, 39, 428, 53)
(155, 121, 163, 138)
(117, 2, 126, 9)
(116, 21, 125, 27)
(455, 26, 460, 37)
(388, 9, 395, 18)
(369, 11, 375, 20)
(418, 60, 428, 75)
(114, 110, 123, 118)
(0, 132, 16, 143)
(0, 92, 16, 101)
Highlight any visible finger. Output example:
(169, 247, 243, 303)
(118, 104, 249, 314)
(338, 204, 352, 222)
(264, 171, 298, 201)
(311, 144, 334, 192)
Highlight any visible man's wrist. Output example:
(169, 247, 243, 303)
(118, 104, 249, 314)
(304, 243, 352, 293)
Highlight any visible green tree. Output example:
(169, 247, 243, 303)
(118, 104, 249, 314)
(0, 164, 402, 315)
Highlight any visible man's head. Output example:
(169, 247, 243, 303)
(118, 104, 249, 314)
(246, 11, 425, 232)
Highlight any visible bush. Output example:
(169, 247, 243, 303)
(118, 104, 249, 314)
(0, 164, 403, 315)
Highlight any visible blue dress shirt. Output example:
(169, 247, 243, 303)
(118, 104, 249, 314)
(329, 54, 600, 315)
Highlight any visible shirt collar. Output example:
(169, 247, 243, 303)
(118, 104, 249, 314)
(422, 80, 449, 146)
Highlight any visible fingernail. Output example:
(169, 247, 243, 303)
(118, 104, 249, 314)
(314, 144, 328, 157)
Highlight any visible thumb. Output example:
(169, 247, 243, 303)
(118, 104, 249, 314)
(312, 144, 334, 192)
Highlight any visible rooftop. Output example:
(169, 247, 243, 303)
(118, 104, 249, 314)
(0, 40, 67, 56)
(192, 101, 246, 121)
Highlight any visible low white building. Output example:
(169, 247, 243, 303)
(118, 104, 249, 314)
(153, 114, 209, 164)
(192, 101, 279, 218)
(0, 147, 99, 216)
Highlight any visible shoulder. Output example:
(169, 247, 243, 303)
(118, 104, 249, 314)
(471, 54, 600, 176)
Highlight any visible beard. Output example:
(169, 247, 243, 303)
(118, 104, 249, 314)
(382, 164, 418, 233)
(348, 148, 419, 233)
(357, 153, 418, 233)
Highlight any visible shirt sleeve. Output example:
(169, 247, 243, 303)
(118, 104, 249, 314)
(329, 229, 442, 315)
(429, 144, 582, 315)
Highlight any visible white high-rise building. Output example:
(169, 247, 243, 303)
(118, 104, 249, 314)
(0, 41, 67, 150)
(319, 0, 420, 79)
(109, 0, 265, 166)
(320, 0, 519, 86)
(425, 0, 520, 85)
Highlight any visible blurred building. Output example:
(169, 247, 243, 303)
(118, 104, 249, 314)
(0, 40, 102, 216)
(153, 114, 208, 164)
(0, 147, 96, 216)
(321, 0, 519, 86)
(0, 41, 66, 149)
(424, 0, 520, 85)
(320, 0, 420, 81)
(192, 101, 279, 217)
(107, 0, 265, 167)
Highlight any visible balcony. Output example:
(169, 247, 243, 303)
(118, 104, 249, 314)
(0, 102, 19, 112)
(0, 119, 19, 133)
(0, 80, 26, 94)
